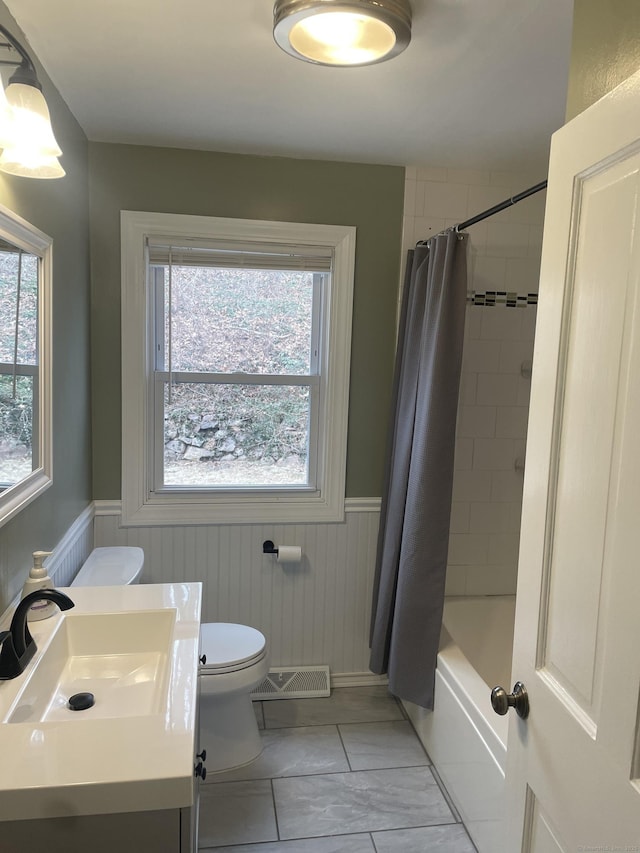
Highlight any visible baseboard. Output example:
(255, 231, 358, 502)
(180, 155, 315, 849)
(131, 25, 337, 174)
(330, 671, 389, 688)
(248, 670, 388, 692)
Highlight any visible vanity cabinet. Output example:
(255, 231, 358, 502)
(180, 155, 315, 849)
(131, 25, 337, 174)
(0, 583, 204, 853)
(1, 806, 196, 853)
(0, 745, 205, 853)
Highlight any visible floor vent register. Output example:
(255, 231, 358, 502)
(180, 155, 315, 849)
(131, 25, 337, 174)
(251, 665, 330, 700)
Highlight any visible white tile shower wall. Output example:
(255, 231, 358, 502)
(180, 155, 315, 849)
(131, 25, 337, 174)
(403, 167, 544, 596)
(403, 166, 546, 270)
(93, 502, 380, 678)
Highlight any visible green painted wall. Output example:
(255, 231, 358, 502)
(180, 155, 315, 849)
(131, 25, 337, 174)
(5, 0, 637, 612)
(566, 0, 640, 119)
(88, 143, 404, 500)
(0, 6, 91, 612)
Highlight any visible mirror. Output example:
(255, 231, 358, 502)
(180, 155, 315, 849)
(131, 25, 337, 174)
(0, 203, 52, 526)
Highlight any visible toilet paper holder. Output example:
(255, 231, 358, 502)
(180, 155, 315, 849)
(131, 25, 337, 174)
(263, 540, 279, 555)
(262, 541, 302, 563)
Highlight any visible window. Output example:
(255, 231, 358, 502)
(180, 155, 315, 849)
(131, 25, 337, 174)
(0, 242, 38, 487)
(0, 205, 52, 528)
(121, 212, 355, 525)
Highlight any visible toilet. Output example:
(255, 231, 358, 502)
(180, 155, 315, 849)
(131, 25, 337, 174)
(198, 621, 269, 774)
(71, 546, 269, 774)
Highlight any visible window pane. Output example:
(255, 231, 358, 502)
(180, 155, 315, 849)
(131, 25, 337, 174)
(0, 374, 33, 486)
(0, 249, 38, 365)
(163, 382, 310, 487)
(161, 266, 314, 375)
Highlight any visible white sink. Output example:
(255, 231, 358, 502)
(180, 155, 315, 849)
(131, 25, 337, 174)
(6, 609, 176, 723)
(0, 583, 202, 822)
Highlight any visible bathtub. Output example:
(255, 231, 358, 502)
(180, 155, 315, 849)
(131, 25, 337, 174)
(402, 595, 515, 853)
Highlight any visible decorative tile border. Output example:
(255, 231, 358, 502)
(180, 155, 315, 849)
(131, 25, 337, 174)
(467, 291, 538, 307)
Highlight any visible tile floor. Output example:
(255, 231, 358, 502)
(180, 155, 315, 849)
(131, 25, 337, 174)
(198, 686, 476, 852)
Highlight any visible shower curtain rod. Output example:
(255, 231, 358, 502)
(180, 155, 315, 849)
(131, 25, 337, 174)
(418, 179, 548, 245)
(455, 179, 547, 231)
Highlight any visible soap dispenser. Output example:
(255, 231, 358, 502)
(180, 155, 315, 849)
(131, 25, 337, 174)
(21, 550, 55, 621)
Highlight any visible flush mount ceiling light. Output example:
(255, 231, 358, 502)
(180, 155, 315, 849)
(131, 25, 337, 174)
(0, 25, 64, 179)
(273, 0, 412, 67)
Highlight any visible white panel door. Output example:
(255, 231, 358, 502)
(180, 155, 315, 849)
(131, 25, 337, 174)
(504, 69, 640, 850)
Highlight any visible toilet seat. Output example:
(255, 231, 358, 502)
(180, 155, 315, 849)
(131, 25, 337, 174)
(200, 623, 267, 675)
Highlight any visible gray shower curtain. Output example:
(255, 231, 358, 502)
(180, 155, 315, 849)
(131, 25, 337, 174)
(369, 230, 468, 709)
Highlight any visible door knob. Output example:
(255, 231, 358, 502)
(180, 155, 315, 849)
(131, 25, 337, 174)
(491, 681, 529, 719)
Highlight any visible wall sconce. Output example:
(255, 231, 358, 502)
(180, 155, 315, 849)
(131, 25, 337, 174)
(273, 0, 412, 67)
(0, 25, 64, 179)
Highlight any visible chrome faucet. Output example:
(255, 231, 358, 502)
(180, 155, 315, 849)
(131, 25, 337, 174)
(0, 589, 74, 680)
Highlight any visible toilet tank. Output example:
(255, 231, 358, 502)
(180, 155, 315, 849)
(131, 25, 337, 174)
(71, 547, 144, 587)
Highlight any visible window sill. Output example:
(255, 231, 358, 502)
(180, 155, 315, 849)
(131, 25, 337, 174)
(120, 490, 346, 526)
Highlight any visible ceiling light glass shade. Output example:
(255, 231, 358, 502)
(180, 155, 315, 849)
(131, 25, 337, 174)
(0, 147, 65, 179)
(0, 85, 14, 148)
(4, 82, 62, 158)
(273, 0, 412, 66)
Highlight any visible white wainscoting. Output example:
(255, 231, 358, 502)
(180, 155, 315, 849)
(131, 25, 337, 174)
(94, 499, 382, 679)
(0, 504, 94, 628)
(46, 504, 95, 588)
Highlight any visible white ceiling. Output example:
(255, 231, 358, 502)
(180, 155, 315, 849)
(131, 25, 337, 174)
(4, 0, 574, 172)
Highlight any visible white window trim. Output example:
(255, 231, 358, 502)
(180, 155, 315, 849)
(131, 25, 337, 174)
(0, 205, 52, 528)
(121, 210, 356, 526)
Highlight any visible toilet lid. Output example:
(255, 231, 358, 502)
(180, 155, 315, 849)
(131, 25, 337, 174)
(200, 623, 266, 671)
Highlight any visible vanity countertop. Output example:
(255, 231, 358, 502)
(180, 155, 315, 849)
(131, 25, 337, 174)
(0, 582, 202, 821)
